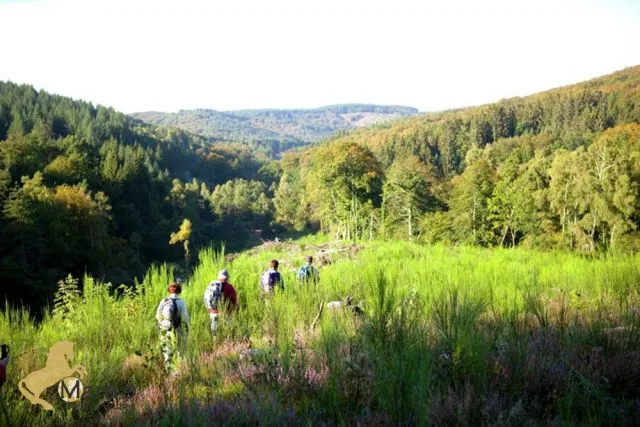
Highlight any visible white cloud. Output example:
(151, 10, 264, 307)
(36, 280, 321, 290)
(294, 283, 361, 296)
(1, 0, 638, 113)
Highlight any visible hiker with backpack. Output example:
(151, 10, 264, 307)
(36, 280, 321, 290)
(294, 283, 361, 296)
(297, 255, 319, 285)
(260, 259, 284, 296)
(203, 269, 238, 335)
(155, 282, 190, 373)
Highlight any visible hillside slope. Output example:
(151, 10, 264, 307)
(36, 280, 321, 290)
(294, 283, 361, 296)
(131, 104, 419, 155)
(326, 65, 640, 168)
(0, 81, 280, 311)
(274, 65, 640, 249)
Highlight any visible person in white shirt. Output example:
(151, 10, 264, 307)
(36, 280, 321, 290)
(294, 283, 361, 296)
(155, 283, 189, 374)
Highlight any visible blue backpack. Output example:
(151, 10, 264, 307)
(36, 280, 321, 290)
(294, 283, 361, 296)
(297, 264, 318, 283)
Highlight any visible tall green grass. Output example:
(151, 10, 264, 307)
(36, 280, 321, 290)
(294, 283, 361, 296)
(1, 239, 639, 425)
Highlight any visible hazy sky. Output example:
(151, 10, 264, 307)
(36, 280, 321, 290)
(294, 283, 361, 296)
(1, 0, 639, 113)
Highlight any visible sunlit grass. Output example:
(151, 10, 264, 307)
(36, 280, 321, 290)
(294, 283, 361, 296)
(1, 238, 639, 425)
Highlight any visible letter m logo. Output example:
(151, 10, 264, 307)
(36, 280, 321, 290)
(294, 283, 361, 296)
(58, 377, 83, 402)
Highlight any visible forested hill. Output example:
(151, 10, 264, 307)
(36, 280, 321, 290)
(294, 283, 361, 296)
(274, 65, 640, 250)
(0, 81, 281, 312)
(324, 65, 640, 162)
(131, 104, 419, 156)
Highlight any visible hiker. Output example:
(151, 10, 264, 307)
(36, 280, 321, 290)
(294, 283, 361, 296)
(155, 283, 189, 373)
(260, 259, 284, 296)
(203, 269, 238, 335)
(297, 255, 319, 284)
(0, 344, 8, 389)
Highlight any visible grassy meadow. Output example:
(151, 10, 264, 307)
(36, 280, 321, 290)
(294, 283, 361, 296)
(1, 237, 640, 425)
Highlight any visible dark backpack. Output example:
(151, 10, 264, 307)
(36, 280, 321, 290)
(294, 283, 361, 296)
(206, 281, 224, 310)
(160, 297, 181, 330)
(260, 271, 280, 292)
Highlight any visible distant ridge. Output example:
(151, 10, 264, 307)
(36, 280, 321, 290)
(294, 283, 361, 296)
(131, 103, 419, 155)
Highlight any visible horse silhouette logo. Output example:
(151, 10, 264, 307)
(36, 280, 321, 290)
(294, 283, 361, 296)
(18, 341, 87, 411)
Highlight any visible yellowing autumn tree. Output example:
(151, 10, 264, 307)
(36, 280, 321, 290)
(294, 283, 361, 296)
(170, 218, 192, 268)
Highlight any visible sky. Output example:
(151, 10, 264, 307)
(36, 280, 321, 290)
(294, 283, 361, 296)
(0, 0, 639, 114)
